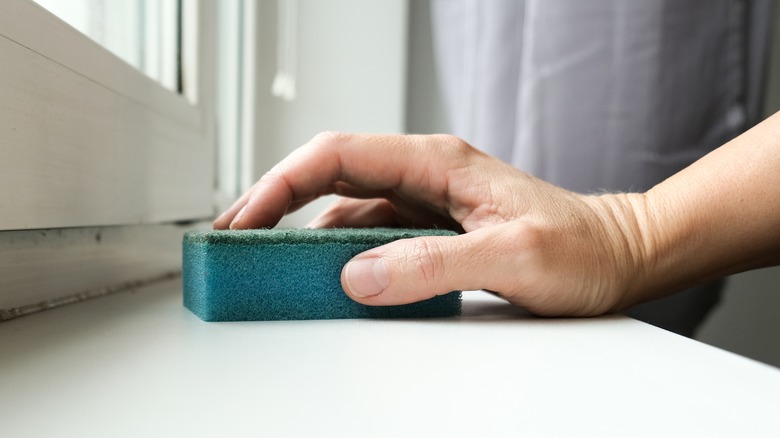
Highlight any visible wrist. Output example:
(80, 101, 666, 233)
(581, 192, 660, 311)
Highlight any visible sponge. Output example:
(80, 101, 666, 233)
(182, 228, 462, 321)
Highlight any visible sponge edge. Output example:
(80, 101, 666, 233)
(182, 228, 462, 321)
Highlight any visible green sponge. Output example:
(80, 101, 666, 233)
(182, 228, 462, 321)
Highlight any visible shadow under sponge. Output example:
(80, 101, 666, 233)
(182, 228, 462, 321)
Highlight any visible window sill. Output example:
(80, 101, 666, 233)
(2, 279, 779, 436)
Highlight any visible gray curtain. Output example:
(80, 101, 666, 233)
(430, 0, 774, 336)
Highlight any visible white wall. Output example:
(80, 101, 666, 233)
(406, 0, 780, 368)
(250, 0, 409, 228)
(405, 0, 449, 136)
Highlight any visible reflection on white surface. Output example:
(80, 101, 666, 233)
(33, 0, 179, 91)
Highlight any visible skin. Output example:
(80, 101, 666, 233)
(214, 112, 780, 317)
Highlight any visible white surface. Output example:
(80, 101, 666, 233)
(2, 280, 779, 437)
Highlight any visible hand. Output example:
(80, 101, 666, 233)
(214, 132, 649, 316)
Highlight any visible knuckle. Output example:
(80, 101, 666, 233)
(258, 167, 289, 193)
(430, 134, 474, 158)
(404, 237, 446, 285)
(311, 131, 348, 147)
(513, 221, 546, 252)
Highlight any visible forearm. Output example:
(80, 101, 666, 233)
(601, 111, 780, 307)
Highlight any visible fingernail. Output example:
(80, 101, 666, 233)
(344, 257, 388, 298)
(229, 205, 247, 230)
(213, 212, 228, 229)
(306, 218, 324, 228)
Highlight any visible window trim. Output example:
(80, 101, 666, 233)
(0, 0, 215, 230)
(0, 0, 217, 318)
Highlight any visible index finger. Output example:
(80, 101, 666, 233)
(214, 132, 463, 230)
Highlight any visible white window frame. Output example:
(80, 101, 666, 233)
(0, 0, 215, 229)
(0, 0, 217, 319)
(215, 0, 257, 209)
(0, 0, 410, 320)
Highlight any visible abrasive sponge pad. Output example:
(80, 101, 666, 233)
(182, 228, 462, 321)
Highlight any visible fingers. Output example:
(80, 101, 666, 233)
(214, 132, 471, 230)
(210, 130, 631, 316)
(213, 190, 252, 230)
(308, 197, 464, 230)
(340, 220, 624, 317)
(307, 198, 399, 228)
(341, 227, 507, 306)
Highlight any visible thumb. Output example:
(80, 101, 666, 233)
(341, 232, 493, 306)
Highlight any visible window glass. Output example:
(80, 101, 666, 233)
(34, 0, 180, 92)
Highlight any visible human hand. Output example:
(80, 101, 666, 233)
(214, 132, 650, 316)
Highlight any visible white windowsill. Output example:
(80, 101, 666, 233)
(2, 279, 779, 437)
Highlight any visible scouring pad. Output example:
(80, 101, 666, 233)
(182, 228, 462, 321)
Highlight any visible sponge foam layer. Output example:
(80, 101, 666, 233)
(183, 228, 462, 321)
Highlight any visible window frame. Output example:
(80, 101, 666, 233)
(0, 0, 217, 319)
(0, 0, 410, 320)
(0, 0, 215, 230)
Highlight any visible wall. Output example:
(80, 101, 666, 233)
(405, 0, 449, 135)
(406, 0, 780, 368)
(250, 0, 409, 228)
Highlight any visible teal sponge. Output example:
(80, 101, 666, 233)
(182, 228, 462, 321)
